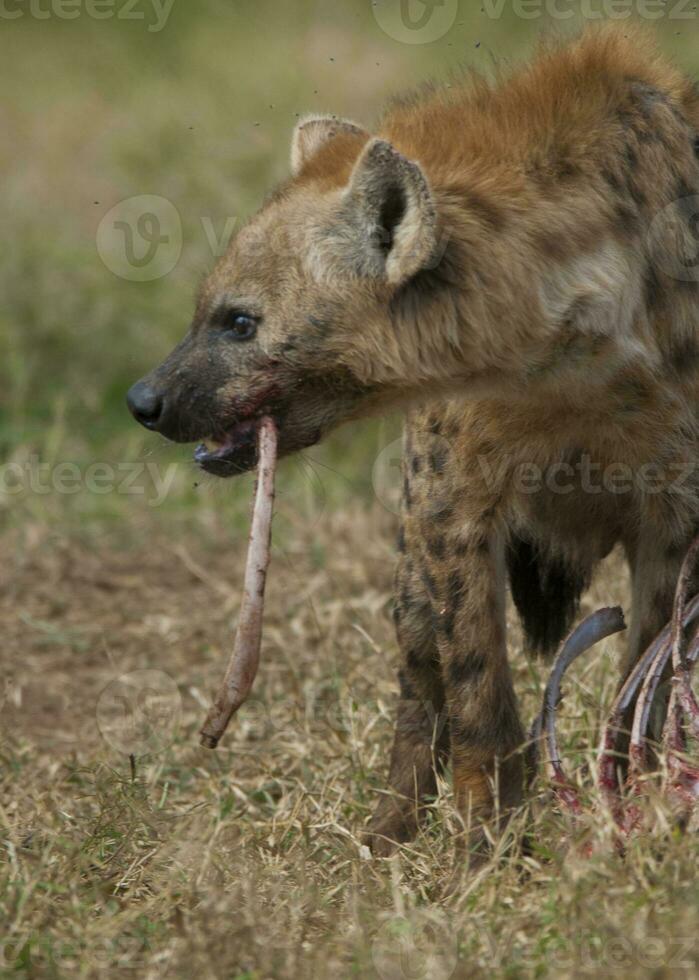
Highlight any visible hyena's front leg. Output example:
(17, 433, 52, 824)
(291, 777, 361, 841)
(365, 552, 450, 856)
(430, 523, 525, 856)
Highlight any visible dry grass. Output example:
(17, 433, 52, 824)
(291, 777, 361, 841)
(1, 506, 698, 979)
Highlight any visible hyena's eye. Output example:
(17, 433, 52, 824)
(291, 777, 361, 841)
(224, 312, 259, 341)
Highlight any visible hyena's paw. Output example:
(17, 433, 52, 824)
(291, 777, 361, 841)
(363, 797, 420, 856)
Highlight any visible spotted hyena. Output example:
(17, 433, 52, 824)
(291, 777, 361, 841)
(128, 27, 699, 859)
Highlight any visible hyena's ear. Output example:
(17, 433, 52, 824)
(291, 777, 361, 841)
(291, 114, 367, 176)
(344, 137, 438, 285)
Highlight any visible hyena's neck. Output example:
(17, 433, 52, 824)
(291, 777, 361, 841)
(380, 191, 649, 407)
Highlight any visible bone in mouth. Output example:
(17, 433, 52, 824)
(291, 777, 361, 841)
(200, 415, 278, 749)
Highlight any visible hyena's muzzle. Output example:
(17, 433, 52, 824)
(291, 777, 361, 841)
(127, 330, 371, 477)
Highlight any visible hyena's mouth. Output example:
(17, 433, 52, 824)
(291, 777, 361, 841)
(194, 419, 262, 477)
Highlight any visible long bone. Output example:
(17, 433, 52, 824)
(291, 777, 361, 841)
(200, 416, 278, 749)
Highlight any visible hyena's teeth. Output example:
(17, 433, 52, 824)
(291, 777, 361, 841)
(204, 438, 223, 452)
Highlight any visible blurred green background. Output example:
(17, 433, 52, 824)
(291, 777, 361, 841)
(1, 0, 697, 539)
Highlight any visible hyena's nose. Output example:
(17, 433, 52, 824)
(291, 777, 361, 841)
(126, 380, 164, 431)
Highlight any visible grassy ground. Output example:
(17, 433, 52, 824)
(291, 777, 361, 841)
(2, 519, 699, 978)
(2, 3, 699, 978)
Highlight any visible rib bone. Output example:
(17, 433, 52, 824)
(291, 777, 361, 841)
(532, 607, 626, 815)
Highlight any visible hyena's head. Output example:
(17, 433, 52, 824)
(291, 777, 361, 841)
(127, 116, 444, 475)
